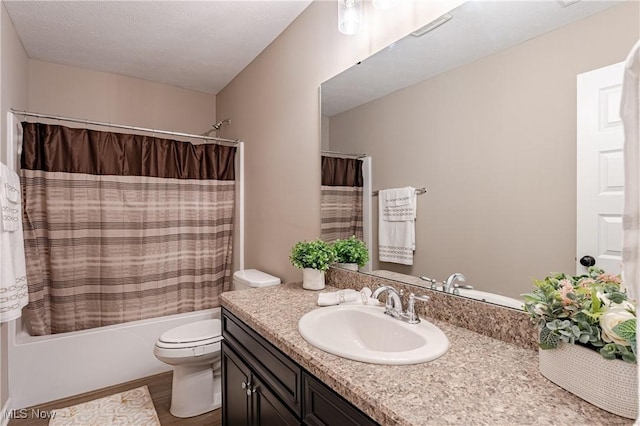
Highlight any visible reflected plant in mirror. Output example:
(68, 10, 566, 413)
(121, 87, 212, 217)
(320, 0, 639, 307)
(332, 236, 369, 270)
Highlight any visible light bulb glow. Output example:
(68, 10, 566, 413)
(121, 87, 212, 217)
(338, 0, 363, 35)
(372, 0, 397, 10)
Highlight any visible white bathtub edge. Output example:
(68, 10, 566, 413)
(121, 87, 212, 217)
(9, 308, 220, 409)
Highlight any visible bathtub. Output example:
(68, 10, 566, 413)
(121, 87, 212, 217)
(7, 307, 220, 409)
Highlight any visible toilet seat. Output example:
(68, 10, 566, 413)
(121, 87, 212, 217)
(156, 319, 222, 349)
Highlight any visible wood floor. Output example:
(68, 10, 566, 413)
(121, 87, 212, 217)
(7, 372, 221, 426)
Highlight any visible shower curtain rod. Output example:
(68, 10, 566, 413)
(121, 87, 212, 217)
(321, 150, 368, 159)
(11, 109, 240, 146)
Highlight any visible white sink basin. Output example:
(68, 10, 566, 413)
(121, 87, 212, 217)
(298, 305, 449, 365)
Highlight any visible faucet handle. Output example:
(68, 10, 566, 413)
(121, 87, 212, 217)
(405, 293, 430, 324)
(452, 283, 474, 295)
(454, 283, 473, 290)
(419, 276, 438, 289)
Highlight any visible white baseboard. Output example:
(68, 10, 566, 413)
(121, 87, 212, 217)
(1, 397, 12, 426)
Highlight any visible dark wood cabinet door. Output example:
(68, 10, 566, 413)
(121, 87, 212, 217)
(252, 375, 300, 426)
(222, 309, 302, 415)
(302, 373, 378, 426)
(222, 342, 252, 426)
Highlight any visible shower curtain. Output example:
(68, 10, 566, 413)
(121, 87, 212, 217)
(320, 156, 363, 242)
(20, 122, 236, 336)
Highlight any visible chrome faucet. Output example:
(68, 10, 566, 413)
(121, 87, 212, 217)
(371, 286, 403, 317)
(443, 273, 466, 293)
(371, 286, 430, 324)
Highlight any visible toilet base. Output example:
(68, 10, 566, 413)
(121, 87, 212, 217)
(169, 361, 222, 418)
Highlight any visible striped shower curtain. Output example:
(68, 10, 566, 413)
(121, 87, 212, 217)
(320, 156, 363, 242)
(20, 122, 236, 336)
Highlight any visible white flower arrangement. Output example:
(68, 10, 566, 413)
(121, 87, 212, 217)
(523, 267, 636, 363)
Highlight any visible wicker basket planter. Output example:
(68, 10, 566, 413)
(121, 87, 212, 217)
(539, 343, 638, 419)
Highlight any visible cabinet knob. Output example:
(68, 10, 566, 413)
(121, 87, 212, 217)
(242, 381, 256, 396)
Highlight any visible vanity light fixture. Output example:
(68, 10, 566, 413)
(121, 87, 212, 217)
(411, 13, 453, 37)
(372, 0, 397, 10)
(338, 0, 363, 35)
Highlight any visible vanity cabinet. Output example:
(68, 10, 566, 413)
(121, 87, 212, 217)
(302, 373, 377, 426)
(222, 308, 378, 426)
(222, 343, 298, 425)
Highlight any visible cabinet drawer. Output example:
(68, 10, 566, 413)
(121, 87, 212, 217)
(303, 373, 378, 426)
(222, 309, 302, 416)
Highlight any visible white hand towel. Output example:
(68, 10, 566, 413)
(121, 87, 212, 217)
(381, 187, 416, 222)
(378, 187, 416, 265)
(317, 287, 381, 307)
(0, 162, 21, 232)
(381, 187, 414, 207)
(0, 162, 28, 323)
(317, 289, 359, 306)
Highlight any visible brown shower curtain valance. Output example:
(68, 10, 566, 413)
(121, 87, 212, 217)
(321, 156, 363, 242)
(21, 122, 235, 180)
(321, 156, 363, 187)
(20, 122, 236, 335)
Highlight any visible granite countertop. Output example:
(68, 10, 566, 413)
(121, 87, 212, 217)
(220, 283, 632, 426)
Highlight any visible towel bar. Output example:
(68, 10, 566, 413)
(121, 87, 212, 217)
(372, 187, 427, 196)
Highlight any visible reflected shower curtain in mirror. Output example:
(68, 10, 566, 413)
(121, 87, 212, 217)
(20, 122, 236, 335)
(320, 156, 363, 242)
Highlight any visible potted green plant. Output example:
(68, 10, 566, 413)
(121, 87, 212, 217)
(522, 266, 637, 418)
(290, 239, 336, 290)
(332, 236, 369, 271)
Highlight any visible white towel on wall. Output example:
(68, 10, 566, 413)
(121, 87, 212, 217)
(378, 187, 416, 265)
(622, 40, 640, 302)
(381, 186, 416, 222)
(382, 187, 414, 207)
(1, 162, 21, 231)
(0, 162, 28, 322)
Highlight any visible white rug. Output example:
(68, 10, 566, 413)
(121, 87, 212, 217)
(49, 385, 161, 426)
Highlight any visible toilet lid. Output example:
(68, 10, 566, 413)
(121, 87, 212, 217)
(158, 319, 222, 344)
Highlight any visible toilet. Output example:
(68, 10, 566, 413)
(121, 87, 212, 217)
(153, 269, 280, 418)
(232, 268, 281, 291)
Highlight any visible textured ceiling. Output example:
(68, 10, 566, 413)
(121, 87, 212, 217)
(4, 0, 312, 94)
(322, 0, 622, 117)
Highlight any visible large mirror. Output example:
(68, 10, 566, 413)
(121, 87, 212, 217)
(320, 0, 639, 306)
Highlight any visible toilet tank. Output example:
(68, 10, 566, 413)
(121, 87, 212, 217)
(233, 269, 281, 291)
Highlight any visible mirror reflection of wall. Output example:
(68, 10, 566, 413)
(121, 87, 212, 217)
(321, 1, 639, 300)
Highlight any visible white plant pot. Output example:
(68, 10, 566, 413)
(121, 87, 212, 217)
(334, 263, 358, 271)
(538, 342, 638, 419)
(302, 268, 325, 290)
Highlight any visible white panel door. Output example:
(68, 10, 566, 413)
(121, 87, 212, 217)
(577, 62, 625, 275)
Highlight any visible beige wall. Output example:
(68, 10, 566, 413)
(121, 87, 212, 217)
(321, 115, 330, 151)
(217, 0, 463, 283)
(328, 3, 639, 298)
(28, 60, 216, 135)
(0, 1, 28, 411)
